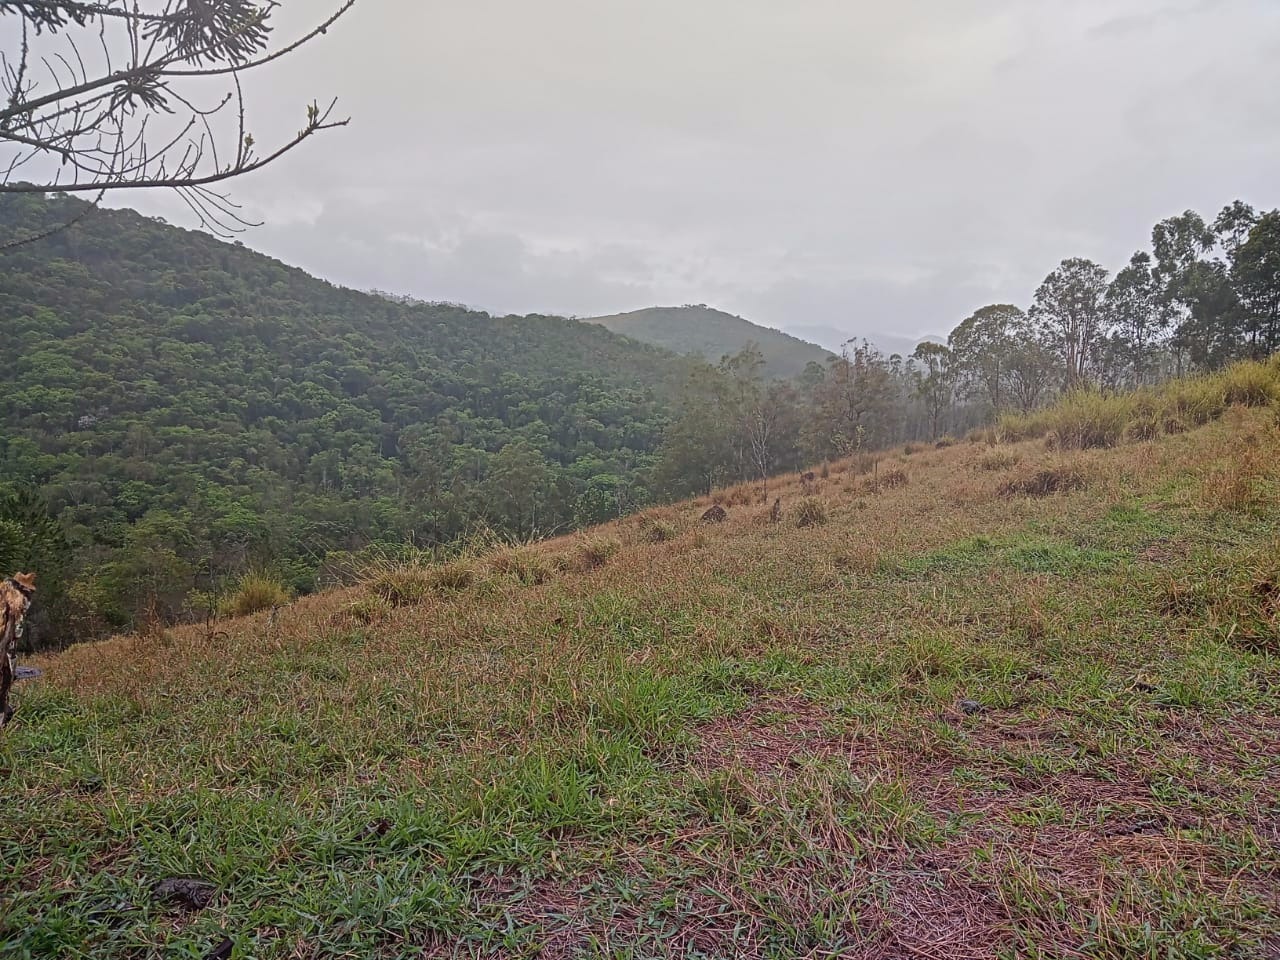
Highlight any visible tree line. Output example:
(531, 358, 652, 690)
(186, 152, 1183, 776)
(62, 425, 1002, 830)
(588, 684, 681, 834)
(650, 199, 1279, 498)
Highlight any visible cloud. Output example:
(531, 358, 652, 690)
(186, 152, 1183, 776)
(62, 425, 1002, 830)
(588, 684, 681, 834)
(101, 0, 1280, 341)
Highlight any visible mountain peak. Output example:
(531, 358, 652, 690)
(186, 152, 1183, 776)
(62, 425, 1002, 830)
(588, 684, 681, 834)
(585, 305, 834, 379)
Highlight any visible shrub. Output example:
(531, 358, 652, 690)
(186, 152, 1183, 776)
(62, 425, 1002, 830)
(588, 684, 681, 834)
(935, 436, 957, 449)
(219, 573, 291, 618)
(795, 498, 828, 528)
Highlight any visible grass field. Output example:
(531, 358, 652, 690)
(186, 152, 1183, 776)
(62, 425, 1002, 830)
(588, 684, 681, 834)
(3, 369, 1280, 959)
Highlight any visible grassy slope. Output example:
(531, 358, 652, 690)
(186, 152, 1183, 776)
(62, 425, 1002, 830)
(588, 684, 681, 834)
(4, 395, 1280, 958)
(587, 306, 834, 380)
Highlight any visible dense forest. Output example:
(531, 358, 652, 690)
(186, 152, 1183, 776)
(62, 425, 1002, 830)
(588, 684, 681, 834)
(0, 194, 692, 641)
(1, 192, 1276, 646)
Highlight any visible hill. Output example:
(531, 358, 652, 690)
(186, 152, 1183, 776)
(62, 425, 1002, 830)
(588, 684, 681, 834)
(587, 305, 835, 379)
(0, 193, 694, 636)
(6, 362, 1280, 958)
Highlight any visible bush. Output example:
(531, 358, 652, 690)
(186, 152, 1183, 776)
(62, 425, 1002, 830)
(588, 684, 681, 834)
(219, 573, 291, 618)
(795, 498, 828, 528)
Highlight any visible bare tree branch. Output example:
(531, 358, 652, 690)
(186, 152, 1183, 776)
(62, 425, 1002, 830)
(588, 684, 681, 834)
(1, 1, 356, 244)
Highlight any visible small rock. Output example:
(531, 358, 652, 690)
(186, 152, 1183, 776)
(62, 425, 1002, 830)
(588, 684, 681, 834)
(153, 877, 217, 911)
(700, 505, 728, 524)
(958, 699, 989, 716)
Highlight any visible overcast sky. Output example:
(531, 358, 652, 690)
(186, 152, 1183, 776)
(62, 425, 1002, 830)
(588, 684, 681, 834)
(112, 0, 1280, 345)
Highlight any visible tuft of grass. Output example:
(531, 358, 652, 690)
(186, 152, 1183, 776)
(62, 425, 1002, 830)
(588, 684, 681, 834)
(364, 557, 481, 605)
(636, 517, 682, 544)
(576, 535, 621, 569)
(346, 595, 392, 624)
(998, 464, 1087, 498)
(977, 450, 1020, 472)
(793, 497, 828, 528)
(218, 572, 291, 618)
(489, 548, 555, 586)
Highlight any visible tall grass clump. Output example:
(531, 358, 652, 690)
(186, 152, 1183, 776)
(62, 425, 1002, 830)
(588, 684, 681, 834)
(219, 572, 292, 618)
(574, 535, 622, 570)
(795, 497, 828, 528)
(998, 360, 1280, 451)
(489, 548, 554, 586)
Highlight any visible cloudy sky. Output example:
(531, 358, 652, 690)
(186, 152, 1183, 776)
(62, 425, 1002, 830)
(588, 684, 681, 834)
(111, 0, 1280, 345)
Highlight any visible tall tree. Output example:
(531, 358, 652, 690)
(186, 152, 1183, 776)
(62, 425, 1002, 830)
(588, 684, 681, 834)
(1, 1, 356, 244)
(1030, 258, 1110, 388)
(910, 341, 954, 438)
(813, 341, 897, 455)
(483, 442, 552, 540)
(1214, 201, 1259, 258)
(948, 304, 1023, 415)
(1105, 252, 1168, 385)
(1004, 322, 1057, 413)
(1232, 211, 1280, 358)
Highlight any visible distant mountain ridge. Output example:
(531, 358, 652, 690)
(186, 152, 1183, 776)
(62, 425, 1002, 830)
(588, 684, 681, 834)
(585, 305, 834, 379)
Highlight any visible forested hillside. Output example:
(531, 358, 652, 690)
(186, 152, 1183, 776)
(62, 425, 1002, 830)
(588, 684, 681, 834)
(588, 305, 835, 380)
(1, 193, 1275, 645)
(0, 193, 692, 638)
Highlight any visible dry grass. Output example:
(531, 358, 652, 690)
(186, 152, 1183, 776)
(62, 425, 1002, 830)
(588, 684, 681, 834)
(7, 366, 1280, 959)
(217, 572, 291, 618)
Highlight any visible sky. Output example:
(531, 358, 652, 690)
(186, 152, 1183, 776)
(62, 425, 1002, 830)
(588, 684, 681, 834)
(104, 0, 1280, 346)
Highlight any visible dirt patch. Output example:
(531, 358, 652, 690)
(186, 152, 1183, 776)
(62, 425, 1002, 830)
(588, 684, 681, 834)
(691, 696, 842, 776)
(849, 864, 1013, 959)
(1138, 538, 1191, 565)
